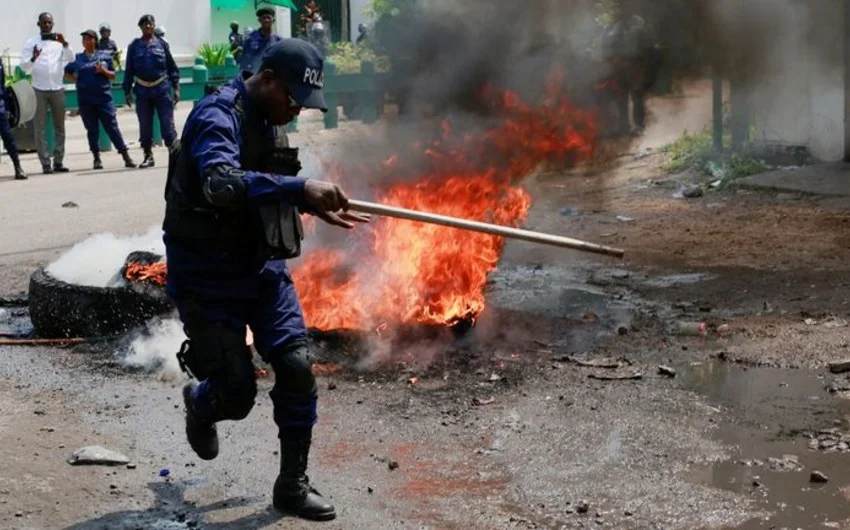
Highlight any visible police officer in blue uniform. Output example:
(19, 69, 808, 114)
(123, 14, 180, 169)
(0, 61, 26, 179)
(228, 21, 243, 61)
(65, 30, 136, 170)
(239, 6, 282, 73)
(164, 39, 369, 521)
(97, 23, 120, 69)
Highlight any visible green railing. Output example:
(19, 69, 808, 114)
(32, 54, 387, 152)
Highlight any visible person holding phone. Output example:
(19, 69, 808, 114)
(20, 12, 74, 174)
(64, 30, 136, 170)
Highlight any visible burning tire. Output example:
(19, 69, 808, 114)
(28, 267, 173, 339)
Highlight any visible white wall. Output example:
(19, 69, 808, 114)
(749, 0, 845, 161)
(0, 0, 211, 65)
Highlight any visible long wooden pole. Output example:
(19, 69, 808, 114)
(347, 200, 625, 258)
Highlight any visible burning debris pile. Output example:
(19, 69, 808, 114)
(292, 76, 597, 332)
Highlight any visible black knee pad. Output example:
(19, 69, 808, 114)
(214, 378, 257, 420)
(270, 344, 317, 396)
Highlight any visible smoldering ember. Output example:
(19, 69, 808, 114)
(4, 1, 850, 528)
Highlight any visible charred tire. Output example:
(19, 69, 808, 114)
(28, 268, 174, 338)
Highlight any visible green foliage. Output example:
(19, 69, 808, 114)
(327, 42, 390, 74)
(1, 48, 28, 86)
(197, 43, 231, 67)
(660, 127, 771, 183)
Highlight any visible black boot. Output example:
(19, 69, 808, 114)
(120, 150, 137, 168)
(273, 432, 336, 521)
(139, 150, 155, 168)
(12, 158, 27, 180)
(182, 382, 219, 461)
(92, 152, 103, 170)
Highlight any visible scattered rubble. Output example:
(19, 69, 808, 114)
(805, 429, 850, 453)
(658, 365, 677, 378)
(828, 360, 850, 374)
(810, 471, 829, 483)
(61, 201, 78, 208)
(588, 372, 643, 381)
(67, 446, 129, 466)
(576, 501, 590, 514)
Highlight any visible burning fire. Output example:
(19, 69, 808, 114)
(124, 261, 167, 286)
(292, 73, 597, 331)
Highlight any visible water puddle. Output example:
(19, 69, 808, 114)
(683, 361, 850, 528)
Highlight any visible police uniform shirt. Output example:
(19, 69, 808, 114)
(0, 61, 8, 102)
(98, 37, 118, 54)
(239, 31, 282, 73)
(64, 50, 115, 105)
(164, 73, 308, 299)
(122, 36, 180, 91)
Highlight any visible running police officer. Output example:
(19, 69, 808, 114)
(164, 40, 369, 521)
(239, 6, 282, 73)
(0, 61, 26, 179)
(123, 14, 180, 168)
(64, 30, 136, 170)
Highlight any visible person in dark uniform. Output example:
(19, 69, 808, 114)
(0, 61, 27, 180)
(239, 7, 282, 73)
(164, 39, 369, 521)
(98, 23, 120, 69)
(228, 21, 243, 61)
(64, 30, 136, 170)
(123, 14, 180, 169)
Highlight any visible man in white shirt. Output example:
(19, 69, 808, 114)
(21, 12, 74, 173)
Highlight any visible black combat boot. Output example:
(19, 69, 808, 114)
(120, 150, 137, 168)
(139, 149, 155, 168)
(92, 151, 103, 170)
(273, 432, 335, 521)
(12, 157, 27, 180)
(182, 381, 219, 460)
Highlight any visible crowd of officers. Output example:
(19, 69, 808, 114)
(0, 9, 280, 179)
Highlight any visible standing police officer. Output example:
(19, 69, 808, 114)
(228, 21, 244, 61)
(98, 23, 121, 69)
(164, 40, 368, 521)
(123, 14, 180, 169)
(239, 7, 282, 73)
(0, 61, 27, 179)
(64, 30, 136, 170)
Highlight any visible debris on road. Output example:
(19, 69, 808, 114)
(126, 463, 137, 470)
(616, 215, 634, 223)
(658, 365, 677, 378)
(159, 468, 170, 477)
(828, 360, 850, 374)
(676, 321, 708, 336)
(388, 460, 399, 471)
(576, 501, 590, 514)
(473, 397, 496, 406)
(61, 201, 79, 208)
(67, 446, 130, 466)
(555, 355, 624, 369)
(0, 337, 86, 346)
(588, 372, 643, 381)
(810, 471, 829, 483)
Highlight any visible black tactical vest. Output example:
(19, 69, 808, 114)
(162, 87, 303, 259)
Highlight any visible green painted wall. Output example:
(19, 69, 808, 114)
(210, 0, 259, 45)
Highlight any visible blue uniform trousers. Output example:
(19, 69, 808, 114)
(170, 264, 317, 439)
(0, 101, 18, 159)
(79, 101, 128, 153)
(134, 83, 176, 149)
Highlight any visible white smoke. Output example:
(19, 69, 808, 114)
(46, 226, 164, 288)
(122, 317, 186, 381)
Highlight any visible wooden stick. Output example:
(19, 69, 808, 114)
(347, 199, 625, 258)
(0, 337, 86, 346)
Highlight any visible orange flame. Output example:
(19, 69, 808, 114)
(292, 73, 596, 330)
(124, 261, 167, 286)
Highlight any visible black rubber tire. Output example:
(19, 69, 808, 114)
(28, 268, 174, 338)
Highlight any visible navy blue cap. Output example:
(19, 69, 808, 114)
(260, 39, 327, 112)
(138, 14, 155, 26)
(80, 29, 98, 39)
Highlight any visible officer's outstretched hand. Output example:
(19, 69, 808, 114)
(304, 180, 370, 230)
